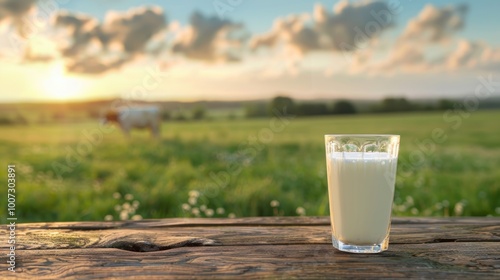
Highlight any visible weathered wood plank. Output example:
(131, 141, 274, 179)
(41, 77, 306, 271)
(16, 217, 500, 230)
(7, 243, 499, 279)
(3, 220, 499, 251)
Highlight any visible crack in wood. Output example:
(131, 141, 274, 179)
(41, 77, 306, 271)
(103, 238, 221, 252)
(431, 238, 458, 243)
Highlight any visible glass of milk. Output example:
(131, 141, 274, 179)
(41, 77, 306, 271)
(325, 134, 400, 253)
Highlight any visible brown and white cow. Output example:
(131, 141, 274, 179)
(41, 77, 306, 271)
(103, 106, 161, 138)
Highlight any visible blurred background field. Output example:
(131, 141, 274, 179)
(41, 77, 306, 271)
(1, 107, 499, 222)
(1, 0, 500, 223)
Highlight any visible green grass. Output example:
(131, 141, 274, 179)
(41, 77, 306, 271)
(1, 110, 499, 222)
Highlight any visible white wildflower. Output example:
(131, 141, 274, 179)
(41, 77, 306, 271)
(189, 190, 200, 198)
(192, 208, 200, 216)
(216, 207, 225, 215)
(205, 209, 214, 217)
(188, 197, 197, 205)
(296, 207, 306, 216)
(113, 192, 121, 199)
(270, 200, 280, 208)
(182, 203, 191, 211)
(131, 215, 143, 221)
(119, 210, 129, 221)
(454, 202, 464, 216)
(132, 200, 140, 208)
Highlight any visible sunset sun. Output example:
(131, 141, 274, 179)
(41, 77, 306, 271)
(41, 63, 88, 101)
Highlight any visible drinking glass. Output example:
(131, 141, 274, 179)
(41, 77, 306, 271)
(325, 134, 400, 253)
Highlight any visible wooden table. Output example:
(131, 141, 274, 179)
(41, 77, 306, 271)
(2, 217, 499, 279)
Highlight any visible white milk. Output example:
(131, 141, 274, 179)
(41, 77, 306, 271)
(327, 152, 397, 245)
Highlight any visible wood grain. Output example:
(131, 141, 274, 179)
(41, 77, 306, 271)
(1, 217, 499, 279)
(9, 243, 500, 279)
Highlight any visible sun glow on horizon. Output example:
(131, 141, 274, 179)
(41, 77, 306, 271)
(41, 63, 89, 101)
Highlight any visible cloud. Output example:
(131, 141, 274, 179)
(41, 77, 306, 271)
(171, 11, 246, 62)
(250, 14, 320, 54)
(22, 43, 54, 63)
(100, 6, 167, 54)
(0, 0, 36, 37)
(314, 1, 395, 51)
(251, 1, 395, 54)
(400, 4, 468, 43)
(446, 40, 484, 69)
(374, 43, 430, 73)
(367, 39, 500, 75)
(479, 46, 500, 72)
(54, 6, 167, 74)
(446, 40, 500, 71)
(66, 56, 128, 74)
(347, 49, 373, 74)
(55, 11, 99, 58)
(367, 4, 470, 74)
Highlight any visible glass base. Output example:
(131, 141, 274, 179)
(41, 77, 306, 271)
(332, 236, 389, 253)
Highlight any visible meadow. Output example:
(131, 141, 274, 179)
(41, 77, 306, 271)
(1, 110, 499, 222)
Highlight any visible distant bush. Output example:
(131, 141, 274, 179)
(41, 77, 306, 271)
(0, 116, 15, 125)
(437, 99, 455, 110)
(191, 106, 206, 120)
(332, 100, 357, 115)
(246, 97, 360, 118)
(269, 96, 296, 116)
(422, 104, 436, 111)
(0, 114, 28, 125)
(372, 97, 416, 113)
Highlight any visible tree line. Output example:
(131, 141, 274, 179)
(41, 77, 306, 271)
(245, 96, 356, 118)
(1, 96, 497, 125)
(244, 96, 475, 118)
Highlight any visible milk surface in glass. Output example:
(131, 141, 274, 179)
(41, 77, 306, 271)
(327, 152, 397, 245)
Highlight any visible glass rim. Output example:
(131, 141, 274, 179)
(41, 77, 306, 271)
(324, 134, 400, 137)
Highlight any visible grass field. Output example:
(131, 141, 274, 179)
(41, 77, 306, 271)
(1, 110, 500, 222)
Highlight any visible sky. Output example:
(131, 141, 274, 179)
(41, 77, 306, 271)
(0, 0, 500, 102)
